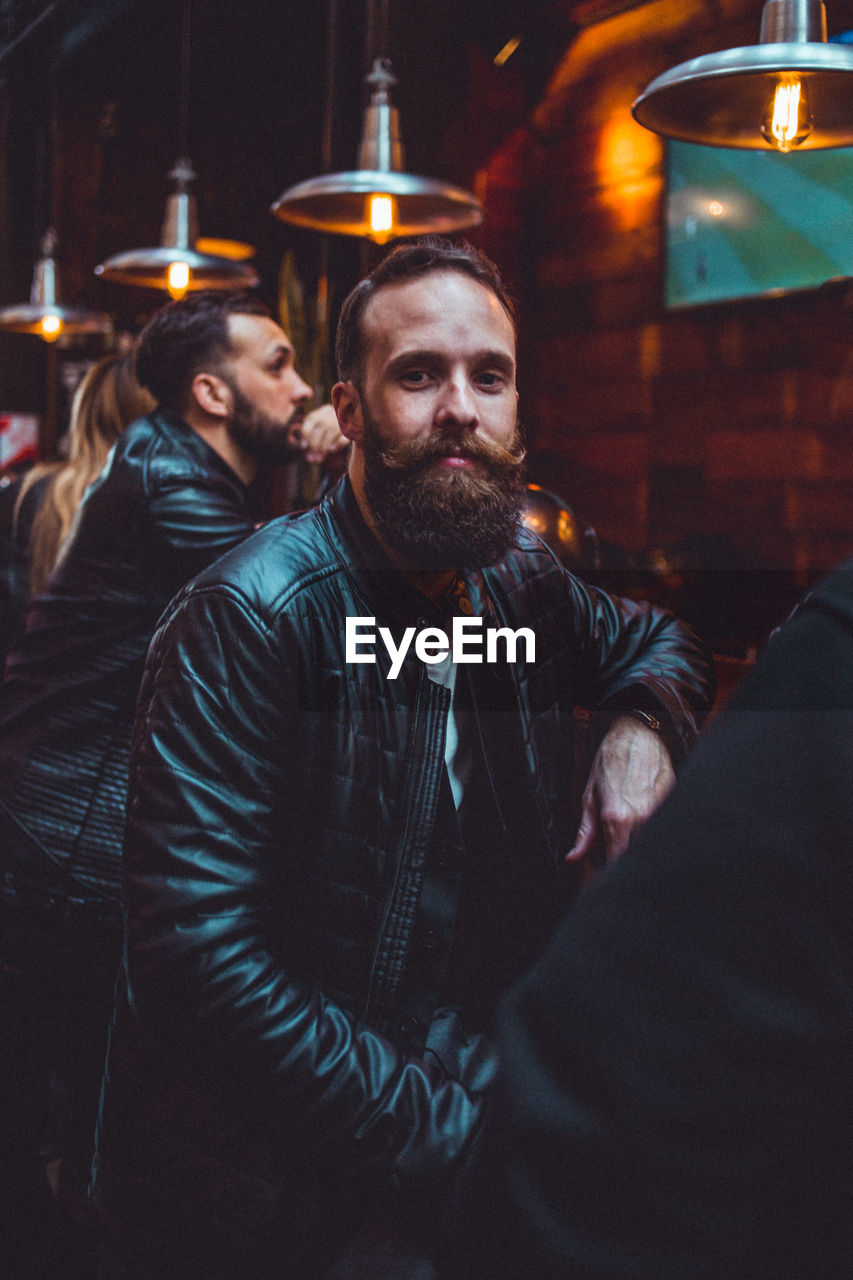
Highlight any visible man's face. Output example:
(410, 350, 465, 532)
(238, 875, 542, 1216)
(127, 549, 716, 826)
(341, 270, 525, 570)
(221, 313, 312, 464)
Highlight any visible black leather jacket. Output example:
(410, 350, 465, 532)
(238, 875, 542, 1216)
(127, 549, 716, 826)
(93, 477, 714, 1277)
(0, 407, 258, 909)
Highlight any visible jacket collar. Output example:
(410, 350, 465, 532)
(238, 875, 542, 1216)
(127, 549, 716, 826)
(151, 406, 250, 492)
(150, 406, 271, 521)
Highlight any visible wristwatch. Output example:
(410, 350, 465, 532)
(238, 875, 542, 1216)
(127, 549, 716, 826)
(626, 708, 662, 733)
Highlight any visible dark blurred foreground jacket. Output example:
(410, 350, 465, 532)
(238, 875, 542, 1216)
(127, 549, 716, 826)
(92, 476, 713, 1280)
(455, 560, 853, 1280)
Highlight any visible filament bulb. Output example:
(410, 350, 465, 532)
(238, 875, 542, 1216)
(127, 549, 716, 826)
(368, 193, 395, 241)
(39, 314, 63, 341)
(761, 78, 812, 153)
(167, 260, 191, 299)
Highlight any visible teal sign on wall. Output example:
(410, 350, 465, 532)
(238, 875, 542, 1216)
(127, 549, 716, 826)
(666, 139, 853, 309)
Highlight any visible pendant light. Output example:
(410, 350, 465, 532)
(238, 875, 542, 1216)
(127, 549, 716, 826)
(96, 158, 258, 296)
(95, 0, 258, 296)
(633, 0, 853, 151)
(0, 78, 110, 344)
(0, 227, 111, 342)
(272, 51, 484, 243)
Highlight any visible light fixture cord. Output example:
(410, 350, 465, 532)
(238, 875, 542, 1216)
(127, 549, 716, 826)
(0, 2, 59, 71)
(178, 0, 192, 159)
(365, 0, 390, 73)
(322, 0, 338, 171)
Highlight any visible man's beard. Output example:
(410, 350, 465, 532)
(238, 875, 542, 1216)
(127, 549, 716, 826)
(227, 381, 305, 466)
(361, 407, 526, 572)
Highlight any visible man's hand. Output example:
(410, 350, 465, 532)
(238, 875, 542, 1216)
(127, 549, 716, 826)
(299, 404, 349, 464)
(567, 716, 675, 864)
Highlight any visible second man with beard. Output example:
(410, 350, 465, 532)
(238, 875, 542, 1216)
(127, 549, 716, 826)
(91, 240, 714, 1280)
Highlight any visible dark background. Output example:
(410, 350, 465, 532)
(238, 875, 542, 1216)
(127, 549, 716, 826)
(0, 0, 561, 402)
(5, 0, 853, 657)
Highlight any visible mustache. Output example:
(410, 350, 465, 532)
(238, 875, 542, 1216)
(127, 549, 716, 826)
(372, 428, 526, 474)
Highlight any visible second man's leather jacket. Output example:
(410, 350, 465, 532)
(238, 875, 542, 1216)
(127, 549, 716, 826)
(0, 407, 260, 910)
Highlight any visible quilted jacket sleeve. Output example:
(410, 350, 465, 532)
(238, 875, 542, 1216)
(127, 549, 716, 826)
(560, 570, 715, 761)
(146, 470, 258, 600)
(124, 581, 485, 1203)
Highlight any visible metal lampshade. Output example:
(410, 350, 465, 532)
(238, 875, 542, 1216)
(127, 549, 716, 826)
(95, 159, 259, 295)
(271, 60, 484, 243)
(0, 229, 111, 342)
(633, 0, 853, 150)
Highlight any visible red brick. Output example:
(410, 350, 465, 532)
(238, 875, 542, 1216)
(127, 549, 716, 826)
(794, 482, 853, 534)
(706, 430, 824, 481)
(533, 381, 650, 436)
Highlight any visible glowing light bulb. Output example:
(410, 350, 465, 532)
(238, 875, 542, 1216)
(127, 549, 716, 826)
(368, 193, 394, 241)
(493, 35, 521, 68)
(40, 314, 63, 341)
(167, 260, 191, 299)
(761, 78, 812, 152)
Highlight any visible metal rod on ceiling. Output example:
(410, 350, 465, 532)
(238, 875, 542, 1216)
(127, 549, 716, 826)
(178, 0, 192, 159)
(321, 0, 338, 171)
(365, 0, 391, 72)
(316, 0, 339, 395)
(0, 2, 59, 69)
(361, 0, 391, 273)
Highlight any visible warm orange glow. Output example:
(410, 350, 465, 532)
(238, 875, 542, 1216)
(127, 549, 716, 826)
(39, 314, 63, 341)
(167, 260, 191, 299)
(762, 78, 812, 152)
(494, 35, 521, 67)
(708, 200, 725, 218)
(368, 193, 395, 240)
(596, 115, 662, 230)
(195, 237, 256, 261)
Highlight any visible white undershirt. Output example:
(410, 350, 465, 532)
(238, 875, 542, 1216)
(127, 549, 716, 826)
(426, 654, 471, 809)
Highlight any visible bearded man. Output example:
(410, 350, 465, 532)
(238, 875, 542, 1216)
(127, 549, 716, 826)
(91, 241, 713, 1280)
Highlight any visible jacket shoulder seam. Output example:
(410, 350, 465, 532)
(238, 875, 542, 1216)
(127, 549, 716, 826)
(169, 560, 345, 636)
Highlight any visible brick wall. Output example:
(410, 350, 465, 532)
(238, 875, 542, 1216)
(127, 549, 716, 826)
(473, 0, 853, 649)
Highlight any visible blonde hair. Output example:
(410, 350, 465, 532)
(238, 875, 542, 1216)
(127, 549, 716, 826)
(16, 353, 154, 594)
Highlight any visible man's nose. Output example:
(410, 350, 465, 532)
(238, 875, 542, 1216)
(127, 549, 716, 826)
(435, 376, 477, 429)
(293, 372, 313, 403)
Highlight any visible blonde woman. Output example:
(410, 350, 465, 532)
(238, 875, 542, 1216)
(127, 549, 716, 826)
(14, 353, 154, 597)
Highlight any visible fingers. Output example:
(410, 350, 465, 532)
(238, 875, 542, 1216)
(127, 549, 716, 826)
(300, 404, 348, 462)
(567, 805, 632, 864)
(566, 798, 598, 862)
(599, 809, 635, 862)
(567, 790, 653, 865)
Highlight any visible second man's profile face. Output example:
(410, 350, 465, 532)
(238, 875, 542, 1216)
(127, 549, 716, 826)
(223, 312, 312, 463)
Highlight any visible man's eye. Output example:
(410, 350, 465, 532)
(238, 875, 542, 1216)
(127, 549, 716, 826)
(477, 372, 504, 388)
(401, 370, 429, 385)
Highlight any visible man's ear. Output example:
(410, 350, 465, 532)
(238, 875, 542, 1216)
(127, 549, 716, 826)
(191, 372, 230, 420)
(331, 380, 364, 443)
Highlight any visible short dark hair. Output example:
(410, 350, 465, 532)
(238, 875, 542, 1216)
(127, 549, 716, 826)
(335, 237, 518, 385)
(135, 290, 271, 413)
